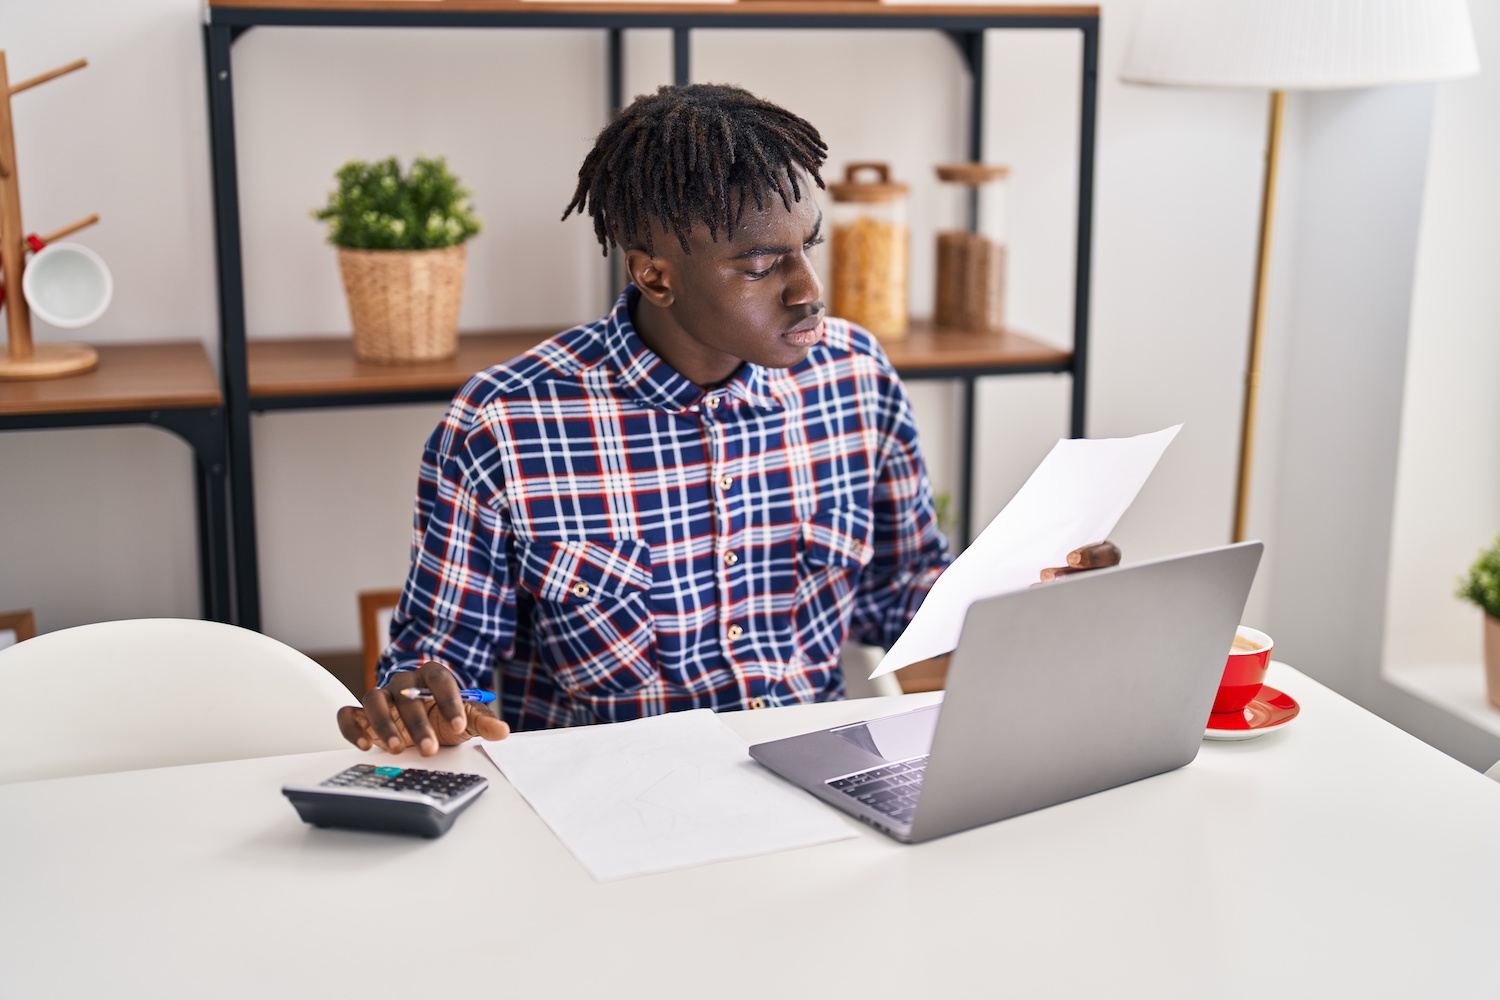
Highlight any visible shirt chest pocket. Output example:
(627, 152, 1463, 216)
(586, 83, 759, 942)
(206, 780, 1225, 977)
(793, 504, 874, 663)
(514, 537, 658, 697)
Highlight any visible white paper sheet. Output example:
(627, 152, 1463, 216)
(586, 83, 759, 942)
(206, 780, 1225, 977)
(871, 425, 1181, 679)
(482, 709, 856, 881)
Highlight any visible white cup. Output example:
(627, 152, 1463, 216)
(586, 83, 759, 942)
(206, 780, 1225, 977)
(22, 242, 113, 329)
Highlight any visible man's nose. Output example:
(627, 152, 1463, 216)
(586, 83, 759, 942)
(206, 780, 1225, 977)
(783, 249, 822, 308)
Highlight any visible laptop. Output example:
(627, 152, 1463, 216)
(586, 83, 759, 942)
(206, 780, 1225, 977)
(749, 542, 1263, 844)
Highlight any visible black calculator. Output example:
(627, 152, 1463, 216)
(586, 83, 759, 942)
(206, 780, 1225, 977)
(282, 764, 489, 838)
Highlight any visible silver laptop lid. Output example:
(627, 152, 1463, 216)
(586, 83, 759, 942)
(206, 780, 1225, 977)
(907, 541, 1262, 842)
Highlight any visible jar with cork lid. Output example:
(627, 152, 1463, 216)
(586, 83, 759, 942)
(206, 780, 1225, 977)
(933, 163, 1009, 332)
(827, 162, 910, 341)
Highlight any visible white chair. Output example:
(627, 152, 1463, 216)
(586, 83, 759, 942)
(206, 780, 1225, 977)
(841, 643, 903, 699)
(0, 618, 357, 785)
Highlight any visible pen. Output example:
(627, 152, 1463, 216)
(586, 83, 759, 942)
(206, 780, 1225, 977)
(398, 687, 497, 704)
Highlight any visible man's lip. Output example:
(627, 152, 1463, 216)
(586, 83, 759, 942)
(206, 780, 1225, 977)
(786, 316, 824, 336)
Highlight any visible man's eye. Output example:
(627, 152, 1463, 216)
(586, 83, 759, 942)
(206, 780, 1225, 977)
(805, 236, 826, 251)
(746, 261, 776, 279)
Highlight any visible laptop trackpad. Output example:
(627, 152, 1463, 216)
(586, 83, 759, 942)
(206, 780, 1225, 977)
(832, 706, 941, 762)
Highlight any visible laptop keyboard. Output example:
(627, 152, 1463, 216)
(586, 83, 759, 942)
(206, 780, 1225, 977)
(826, 756, 928, 827)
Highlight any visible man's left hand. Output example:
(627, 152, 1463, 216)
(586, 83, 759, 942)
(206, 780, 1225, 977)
(1039, 541, 1120, 582)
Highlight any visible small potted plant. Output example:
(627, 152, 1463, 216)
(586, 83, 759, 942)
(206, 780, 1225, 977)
(1457, 535, 1500, 710)
(313, 155, 480, 364)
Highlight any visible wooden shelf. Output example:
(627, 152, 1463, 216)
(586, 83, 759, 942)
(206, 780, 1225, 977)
(248, 328, 557, 401)
(246, 321, 1070, 404)
(208, 1, 1098, 18)
(883, 319, 1070, 374)
(0, 342, 221, 417)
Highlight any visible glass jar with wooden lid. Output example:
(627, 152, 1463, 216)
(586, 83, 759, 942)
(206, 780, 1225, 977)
(827, 162, 910, 340)
(933, 163, 1009, 332)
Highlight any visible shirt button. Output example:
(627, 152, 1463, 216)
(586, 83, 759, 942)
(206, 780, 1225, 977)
(727, 624, 744, 641)
(719, 474, 734, 490)
(724, 551, 738, 566)
(748, 696, 768, 710)
(572, 583, 590, 597)
(705, 396, 720, 410)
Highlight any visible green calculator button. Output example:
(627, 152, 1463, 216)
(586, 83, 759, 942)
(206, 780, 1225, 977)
(374, 766, 403, 777)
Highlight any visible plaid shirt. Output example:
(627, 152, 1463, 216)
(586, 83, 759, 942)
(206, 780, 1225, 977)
(378, 286, 950, 729)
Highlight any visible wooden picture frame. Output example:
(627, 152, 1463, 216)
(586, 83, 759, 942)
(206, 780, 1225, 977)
(358, 589, 403, 694)
(0, 609, 37, 651)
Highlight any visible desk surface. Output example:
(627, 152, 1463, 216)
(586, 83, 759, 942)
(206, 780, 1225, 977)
(3, 664, 1498, 998)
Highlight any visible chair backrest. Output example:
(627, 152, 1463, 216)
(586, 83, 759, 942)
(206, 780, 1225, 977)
(0, 618, 358, 784)
(841, 643, 903, 699)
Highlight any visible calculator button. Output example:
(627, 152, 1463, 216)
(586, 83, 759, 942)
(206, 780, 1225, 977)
(374, 766, 403, 777)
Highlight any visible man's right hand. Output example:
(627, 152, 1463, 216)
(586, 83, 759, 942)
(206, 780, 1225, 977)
(336, 660, 510, 756)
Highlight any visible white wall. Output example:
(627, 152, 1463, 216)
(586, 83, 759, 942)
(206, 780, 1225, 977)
(1383, 0, 1500, 674)
(1263, 84, 1436, 698)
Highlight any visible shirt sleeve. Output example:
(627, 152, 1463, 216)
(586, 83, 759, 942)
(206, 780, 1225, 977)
(374, 394, 517, 690)
(845, 361, 952, 650)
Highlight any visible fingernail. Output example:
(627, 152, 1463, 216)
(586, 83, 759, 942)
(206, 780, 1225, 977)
(1068, 553, 1081, 566)
(450, 715, 466, 732)
(387, 738, 403, 752)
(357, 738, 369, 750)
(421, 737, 437, 754)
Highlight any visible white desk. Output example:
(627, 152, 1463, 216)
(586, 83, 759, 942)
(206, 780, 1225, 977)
(3, 664, 1499, 998)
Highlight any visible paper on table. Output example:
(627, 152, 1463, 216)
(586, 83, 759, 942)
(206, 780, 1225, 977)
(871, 425, 1181, 679)
(482, 709, 856, 882)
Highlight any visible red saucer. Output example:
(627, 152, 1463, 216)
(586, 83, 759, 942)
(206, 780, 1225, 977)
(1203, 685, 1300, 741)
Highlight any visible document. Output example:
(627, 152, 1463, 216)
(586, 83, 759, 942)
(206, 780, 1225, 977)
(482, 709, 856, 881)
(871, 425, 1181, 679)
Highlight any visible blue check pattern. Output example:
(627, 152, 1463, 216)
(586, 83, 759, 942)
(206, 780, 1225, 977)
(377, 286, 951, 729)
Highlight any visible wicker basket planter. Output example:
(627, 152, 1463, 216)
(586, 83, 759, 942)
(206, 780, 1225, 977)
(1485, 614, 1500, 710)
(337, 244, 466, 364)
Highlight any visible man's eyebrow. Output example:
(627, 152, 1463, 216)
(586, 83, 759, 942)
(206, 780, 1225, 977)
(729, 211, 823, 260)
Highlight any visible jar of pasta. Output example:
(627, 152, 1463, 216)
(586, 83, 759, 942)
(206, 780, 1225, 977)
(828, 162, 910, 340)
(933, 163, 1009, 332)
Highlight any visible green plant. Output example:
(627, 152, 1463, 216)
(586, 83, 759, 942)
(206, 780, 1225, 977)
(1457, 535, 1500, 620)
(932, 491, 954, 539)
(312, 156, 480, 251)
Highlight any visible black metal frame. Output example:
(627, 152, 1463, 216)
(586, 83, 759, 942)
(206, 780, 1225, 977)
(204, 5, 1099, 629)
(0, 407, 232, 622)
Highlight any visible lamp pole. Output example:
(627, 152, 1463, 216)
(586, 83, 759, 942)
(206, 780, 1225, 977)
(1232, 88, 1285, 544)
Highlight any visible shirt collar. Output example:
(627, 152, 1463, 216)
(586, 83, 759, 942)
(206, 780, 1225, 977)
(605, 286, 785, 414)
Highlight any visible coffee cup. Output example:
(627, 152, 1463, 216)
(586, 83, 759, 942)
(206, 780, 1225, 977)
(22, 242, 113, 329)
(1212, 625, 1273, 715)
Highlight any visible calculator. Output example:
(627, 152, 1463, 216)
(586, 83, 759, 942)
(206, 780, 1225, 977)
(282, 764, 489, 838)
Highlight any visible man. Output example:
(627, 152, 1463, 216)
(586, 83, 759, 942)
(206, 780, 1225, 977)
(337, 84, 1116, 756)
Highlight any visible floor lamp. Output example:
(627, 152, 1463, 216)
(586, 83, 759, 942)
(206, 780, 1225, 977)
(1121, 0, 1479, 542)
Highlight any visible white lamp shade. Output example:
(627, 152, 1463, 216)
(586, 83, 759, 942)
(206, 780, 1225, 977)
(1122, 0, 1480, 90)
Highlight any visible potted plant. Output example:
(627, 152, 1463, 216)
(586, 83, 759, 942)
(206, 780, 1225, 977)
(312, 156, 481, 363)
(1457, 535, 1500, 710)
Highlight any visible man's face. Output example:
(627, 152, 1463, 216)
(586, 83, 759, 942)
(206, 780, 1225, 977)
(627, 183, 826, 385)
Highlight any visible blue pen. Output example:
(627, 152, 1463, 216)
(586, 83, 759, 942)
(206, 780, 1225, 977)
(398, 687, 497, 704)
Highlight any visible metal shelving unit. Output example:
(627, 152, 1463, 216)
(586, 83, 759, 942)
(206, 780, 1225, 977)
(0, 342, 232, 622)
(204, 1, 1100, 629)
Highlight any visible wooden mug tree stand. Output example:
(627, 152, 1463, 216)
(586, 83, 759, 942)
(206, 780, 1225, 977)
(0, 51, 101, 381)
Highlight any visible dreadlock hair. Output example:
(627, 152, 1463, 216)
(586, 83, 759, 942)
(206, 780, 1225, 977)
(562, 83, 828, 257)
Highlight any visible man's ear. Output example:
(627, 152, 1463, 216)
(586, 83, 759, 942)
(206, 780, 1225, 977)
(625, 248, 675, 308)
